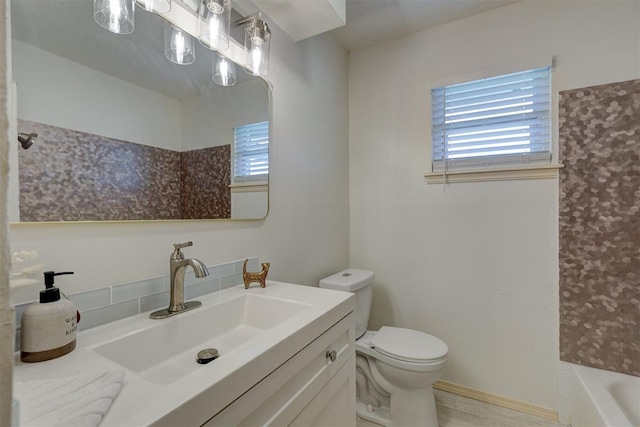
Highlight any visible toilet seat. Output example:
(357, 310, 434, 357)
(370, 326, 448, 363)
(356, 329, 448, 373)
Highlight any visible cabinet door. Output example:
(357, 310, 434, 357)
(289, 356, 356, 427)
(205, 313, 355, 426)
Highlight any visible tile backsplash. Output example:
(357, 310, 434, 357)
(13, 258, 259, 351)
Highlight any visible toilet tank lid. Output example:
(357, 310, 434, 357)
(319, 269, 374, 291)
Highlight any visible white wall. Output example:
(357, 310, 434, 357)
(12, 40, 181, 150)
(7, 82, 18, 224)
(8, 19, 350, 299)
(231, 188, 269, 219)
(181, 79, 269, 151)
(0, 1, 14, 424)
(14, 39, 269, 154)
(349, 0, 639, 411)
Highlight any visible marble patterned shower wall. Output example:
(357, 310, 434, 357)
(558, 79, 640, 376)
(180, 145, 231, 219)
(17, 120, 231, 221)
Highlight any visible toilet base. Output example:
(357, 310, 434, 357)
(355, 384, 439, 427)
(356, 399, 390, 426)
(390, 386, 439, 427)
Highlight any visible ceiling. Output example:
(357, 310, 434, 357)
(332, 0, 522, 51)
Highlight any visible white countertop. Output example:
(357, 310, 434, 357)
(14, 281, 354, 426)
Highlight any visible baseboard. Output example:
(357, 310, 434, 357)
(433, 380, 559, 422)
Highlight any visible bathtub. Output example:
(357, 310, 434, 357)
(559, 362, 640, 427)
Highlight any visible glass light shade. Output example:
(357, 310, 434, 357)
(164, 22, 195, 65)
(137, 0, 171, 14)
(243, 19, 270, 77)
(213, 53, 237, 86)
(198, 0, 230, 51)
(94, 0, 135, 34)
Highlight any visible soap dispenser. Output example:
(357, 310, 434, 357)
(20, 271, 78, 363)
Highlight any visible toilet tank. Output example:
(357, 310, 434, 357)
(319, 269, 374, 339)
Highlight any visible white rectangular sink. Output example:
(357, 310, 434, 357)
(92, 294, 310, 385)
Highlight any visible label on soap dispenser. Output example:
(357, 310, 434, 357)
(63, 313, 78, 337)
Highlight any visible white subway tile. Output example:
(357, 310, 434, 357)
(112, 277, 163, 303)
(68, 287, 111, 312)
(185, 279, 220, 300)
(80, 300, 139, 331)
(140, 291, 170, 313)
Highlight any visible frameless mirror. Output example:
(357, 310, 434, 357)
(9, 0, 269, 222)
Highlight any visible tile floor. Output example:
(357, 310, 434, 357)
(356, 389, 563, 427)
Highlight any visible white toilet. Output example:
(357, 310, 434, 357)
(320, 269, 448, 427)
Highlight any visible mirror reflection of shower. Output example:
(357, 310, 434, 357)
(18, 132, 37, 150)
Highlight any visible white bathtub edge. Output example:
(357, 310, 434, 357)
(559, 362, 639, 427)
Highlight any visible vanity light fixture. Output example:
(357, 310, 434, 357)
(198, 0, 231, 52)
(165, 21, 196, 64)
(136, 0, 171, 14)
(94, 0, 135, 34)
(212, 53, 237, 86)
(238, 15, 270, 77)
(92, 0, 271, 76)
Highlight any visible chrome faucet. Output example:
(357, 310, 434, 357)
(150, 242, 209, 319)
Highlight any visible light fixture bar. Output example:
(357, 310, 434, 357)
(233, 12, 260, 27)
(97, 0, 266, 77)
(137, 0, 171, 14)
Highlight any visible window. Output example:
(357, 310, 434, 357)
(431, 66, 551, 173)
(233, 121, 269, 183)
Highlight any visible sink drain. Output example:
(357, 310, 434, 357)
(196, 348, 220, 364)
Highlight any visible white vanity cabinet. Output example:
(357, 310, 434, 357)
(204, 312, 356, 426)
(15, 283, 355, 427)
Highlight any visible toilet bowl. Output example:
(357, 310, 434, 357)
(319, 269, 448, 427)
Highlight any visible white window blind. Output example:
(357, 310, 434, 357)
(431, 66, 551, 171)
(234, 121, 269, 182)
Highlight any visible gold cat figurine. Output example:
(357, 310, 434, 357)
(243, 259, 270, 289)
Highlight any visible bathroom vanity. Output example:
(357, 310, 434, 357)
(14, 282, 356, 426)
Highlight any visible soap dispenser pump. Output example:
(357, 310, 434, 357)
(20, 271, 78, 363)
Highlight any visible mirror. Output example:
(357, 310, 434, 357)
(10, 0, 270, 222)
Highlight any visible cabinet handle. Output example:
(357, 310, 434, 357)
(325, 350, 337, 363)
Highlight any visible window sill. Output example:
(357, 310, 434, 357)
(424, 164, 563, 184)
(229, 182, 268, 193)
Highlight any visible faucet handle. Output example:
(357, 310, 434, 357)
(172, 241, 193, 260)
(173, 241, 193, 251)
